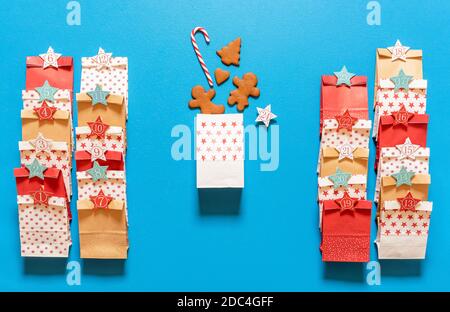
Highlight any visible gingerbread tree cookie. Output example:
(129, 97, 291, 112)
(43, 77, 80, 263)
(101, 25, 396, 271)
(189, 86, 225, 114)
(216, 38, 241, 66)
(228, 73, 260, 111)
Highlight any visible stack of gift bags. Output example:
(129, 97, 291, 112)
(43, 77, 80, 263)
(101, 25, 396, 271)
(373, 41, 432, 259)
(14, 47, 74, 257)
(317, 66, 372, 262)
(75, 48, 129, 259)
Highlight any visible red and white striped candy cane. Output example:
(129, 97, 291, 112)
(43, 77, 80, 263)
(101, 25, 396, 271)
(191, 27, 214, 88)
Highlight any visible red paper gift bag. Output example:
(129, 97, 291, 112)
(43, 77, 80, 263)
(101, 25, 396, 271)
(75, 150, 124, 172)
(320, 75, 368, 134)
(376, 111, 429, 169)
(14, 167, 71, 218)
(25, 48, 74, 90)
(321, 196, 372, 262)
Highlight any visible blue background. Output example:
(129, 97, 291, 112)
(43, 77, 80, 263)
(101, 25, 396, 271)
(0, 0, 449, 291)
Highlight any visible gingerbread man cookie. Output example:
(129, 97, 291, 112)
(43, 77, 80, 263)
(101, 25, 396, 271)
(189, 86, 225, 114)
(228, 73, 260, 111)
(216, 38, 241, 66)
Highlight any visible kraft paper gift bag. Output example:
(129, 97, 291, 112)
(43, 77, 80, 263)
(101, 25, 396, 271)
(76, 169, 128, 259)
(373, 77, 427, 140)
(21, 105, 72, 149)
(196, 114, 244, 188)
(376, 109, 429, 169)
(26, 47, 74, 90)
(17, 194, 71, 257)
(319, 147, 369, 177)
(320, 75, 368, 134)
(81, 48, 128, 117)
(318, 169, 367, 229)
(378, 174, 430, 216)
(77, 198, 128, 259)
(19, 135, 72, 198)
(318, 117, 371, 172)
(321, 197, 372, 262)
(76, 90, 126, 129)
(376, 197, 432, 260)
(375, 42, 422, 108)
(375, 140, 430, 202)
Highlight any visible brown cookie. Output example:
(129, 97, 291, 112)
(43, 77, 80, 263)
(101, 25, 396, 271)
(214, 68, 230, 85)
(228, 73, 260, 112)
(216, 38, 241, 66)
(189, 85, 225, 114)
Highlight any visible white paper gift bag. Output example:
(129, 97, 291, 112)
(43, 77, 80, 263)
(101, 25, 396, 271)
(196, 114, 244, 188)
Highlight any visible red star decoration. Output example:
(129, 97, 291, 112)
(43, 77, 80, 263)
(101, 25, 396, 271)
(90, 189, 113, 209)
(87, 116, 110, 139)
(335, 110, 358, 131)
(34, 101, 57, 120)
(397, 192, 421, 211)
(29, 187, 53, 206)
(392, 104, 414, 127)
(336, 191, 358, 213)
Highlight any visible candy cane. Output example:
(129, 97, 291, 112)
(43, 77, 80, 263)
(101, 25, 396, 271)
(191, 27, 214, 87)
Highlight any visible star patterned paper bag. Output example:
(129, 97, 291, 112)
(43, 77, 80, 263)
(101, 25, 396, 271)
(320, 73, 368, 134)
(76, 125, 125, 156)
(76, 88, 126, 129)
(318, 115, 371, 171)
(318, 169, 367, 229)
(19, 134, 72, 198)
(321, 196, 372, 262)
(375, 41, 423, 109)
(76, 168, 128, 259)
(375, 139, 430, 202)
(17, 194, 71, 257)
(26, 47, 74, 90)
(196, 114, 244, 188)
(81, 48, 128, 117)
(376, 195, 432, 259)
(376, 109, 429, 169)
(22, 82, 72, 113)
(378, 173, 430, 216)
(373, 77, 427, 139)
(319, 147, 369, 177)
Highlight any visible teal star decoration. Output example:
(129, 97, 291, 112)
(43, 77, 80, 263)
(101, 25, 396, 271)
(334, 66, 355, 87)
(391, 166, 415, 187)
(87, 85, 110, 106)
(87, 161, 108, 182)
(35, 80, 58, 103)
(26, 159, 47, 180)
(390, 69, 413, 92)
(328, 168, 352, 189)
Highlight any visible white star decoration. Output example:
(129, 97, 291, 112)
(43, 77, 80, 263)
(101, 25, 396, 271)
(336, 142, 356, 161)
(39, 47, 61, 69)
(256, 104, 277, 128)
(387, 40, 410, 62)
(29, 133, 53, 153)
(91, 48, 112, 70)
(89, 143, 107, 162)
(396, 137, 420, 160)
